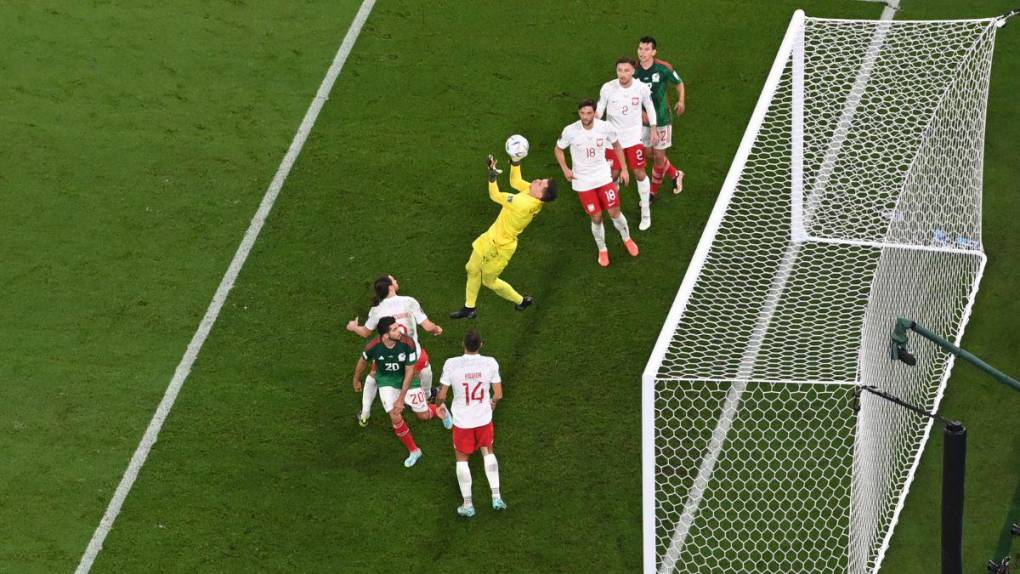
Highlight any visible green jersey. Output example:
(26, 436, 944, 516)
(362, 335, 419, 389)
(634, 59, 683, 127)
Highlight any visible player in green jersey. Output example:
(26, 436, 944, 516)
(353, 316, 452, 467)
(635, 36, 686, 196)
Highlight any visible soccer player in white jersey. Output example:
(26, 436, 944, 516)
(597, 57, 658, 231)
(436, 329, 505, 517)
(555, 99, 640, 268)
(346, 275, 443, 426)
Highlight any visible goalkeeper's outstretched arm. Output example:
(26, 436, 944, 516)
(509, 161, 530, 193)
(487, 155, 510, 206)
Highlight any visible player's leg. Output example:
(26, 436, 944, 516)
(381, 387, 422, 467)
(451, 250, 482, 319)
(479, 423, 504, 510)
(480, 247, 529, 310)
(417, 360, 433, 399)
(579, 188, 609, 267)
(408, 386, 453, 429)
(606, 148, 623, 184)
(606, 204, 639, 257)
(627, 145, 652, 230)
(358, 373, 378, 427)
(651, 147, 667, 196)
(643, 126, 662, 196)
(453, 427, 477, 517)
(657, 125, 683, 194)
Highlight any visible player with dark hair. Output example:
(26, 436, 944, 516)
(597, 57, 658, 230)
(346, 274, 443, 427)
(437, 329, 505, 517)
(635, 35, 686, 196)
(555, 99, 639, 267)
(449, 154, 557, 319)
(352, 316, 452, 468)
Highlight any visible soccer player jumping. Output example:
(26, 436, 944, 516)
(347, 275, 443, 426)
(635, 36, 686, 196)
(555, 99, 640, 267)
(437, 329, 505, 517)
(449, 155, 557, 320)
(352, 317, 452, 468)
(597, 57, 658, 230)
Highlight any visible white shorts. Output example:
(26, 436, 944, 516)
(641, 124, 673, 150)
(379, 386, 428, 414)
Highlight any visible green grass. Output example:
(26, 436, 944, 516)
(0, 1, 1016, 572)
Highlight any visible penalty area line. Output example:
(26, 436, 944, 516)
(73, 1, 377, 572)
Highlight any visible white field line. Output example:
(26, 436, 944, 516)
(656, 5, 898, 573)
(73, 1, 377, 572)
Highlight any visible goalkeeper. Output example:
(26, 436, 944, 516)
(449, 154, 558, 319)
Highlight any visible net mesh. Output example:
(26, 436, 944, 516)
(647, 14, 996, 574)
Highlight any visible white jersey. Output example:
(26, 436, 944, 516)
(556, 119, 618, 192)
(440, 353, 501, 429)
(365, 295, 427, 354)
(596, 79, 656, 148)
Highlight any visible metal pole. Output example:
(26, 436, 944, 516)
(941, 422, 967, 574)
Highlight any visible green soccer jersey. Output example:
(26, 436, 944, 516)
(635, 59, 683, 126)
(362, 335, 419, 389)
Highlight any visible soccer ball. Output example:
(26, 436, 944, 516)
(505, 134, 529, 160)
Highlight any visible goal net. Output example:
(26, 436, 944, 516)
(643, 11, 1001, 574)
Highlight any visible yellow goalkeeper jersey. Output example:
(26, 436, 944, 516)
(472, 164, 544, 250)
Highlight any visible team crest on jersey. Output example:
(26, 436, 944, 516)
(653, 72, 660, 82)
(631, 96, 640, 106)
(596, 137, 604, 146)
(398, 353, 406, 362)
(507, 195, 514, 203)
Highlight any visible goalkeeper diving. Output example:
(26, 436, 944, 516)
(449, 151, 558, 319)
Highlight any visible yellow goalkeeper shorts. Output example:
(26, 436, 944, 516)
(468, 238, 517, 278)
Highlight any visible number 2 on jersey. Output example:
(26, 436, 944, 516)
(461, 382, 486, 405)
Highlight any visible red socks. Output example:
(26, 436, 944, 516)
(393, 419, 417, 453)
(427, 404, 439, 420)
(651, 158, 681, 195)
(664, 158, 680, 180)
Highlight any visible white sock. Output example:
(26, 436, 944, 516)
(456, 461, 473, 506)
(483, 453, 501, 499)
(418, 364, 433, 397)
(611, 214, 631, 241)
(591, 221, 607, 251)
(361, 375, 378, 419)
(637, 177, 651, 209)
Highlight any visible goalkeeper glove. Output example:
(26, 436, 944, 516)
(487, 154, 503, 182)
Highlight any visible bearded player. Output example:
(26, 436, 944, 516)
(449, 154, 558, 319)
(636, 35, 686, 196)
(352, 316, 452, 468)
(436, 329, 505, 517)
(555, 99, 639, 267)
(347, 275, 443, 426)
(597, 57, 658, 231)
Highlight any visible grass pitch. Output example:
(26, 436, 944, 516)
(0, 1, 1016, 572)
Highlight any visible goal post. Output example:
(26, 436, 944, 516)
(643, 11, 1001, 574)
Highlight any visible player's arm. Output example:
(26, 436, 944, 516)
(352, 355, 368, 392)
(436, 361, 451, 404)
(596, 85, 608, 119)
(346, 316, 372, 338)
(642, 88, 659, 145)
(422, 319, 442, 336)
(410, 298, 442, 336)
(553, 146, 573, 182)
(509, 161, 530, 194)
(486, 155, 511, 206)
(491, 382, 503, 410)
(612, 139, 630, 185)
(665, 64, 685, 116)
